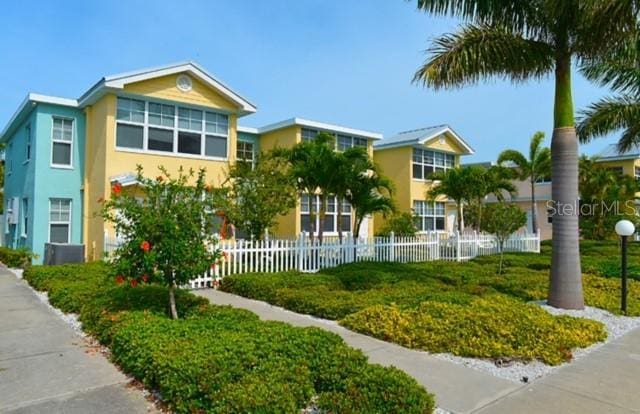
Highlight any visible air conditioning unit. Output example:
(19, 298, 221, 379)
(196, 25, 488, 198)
(44, 243, 85, 265)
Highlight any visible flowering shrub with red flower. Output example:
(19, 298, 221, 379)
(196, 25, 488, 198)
(101, 165, 223, 319)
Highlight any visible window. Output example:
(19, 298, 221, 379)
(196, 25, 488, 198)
(237, 141, 254, 166)
(547, 208, 553, 224)
(8, 143, 13, 174)
(301, 127, 368, 151)
(115, 97, 229, 158)
(51, 118, 73, 166)
(412, 148, 455, 180)
(25, 124, 31, 162)
(635, 167, 640, 182)
(300, 194, 351, 233)
(607, 166, 624, 176)
(413, 200, 446, 231)
(21, 198, 28, 237)
(49, 198, 71, 243)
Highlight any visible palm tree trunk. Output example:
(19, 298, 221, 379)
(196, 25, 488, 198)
(337, 196, 343, 243)
(548, 53, 584, 309)
(457, 202, 463, 233)
(318, 194, 327, 245)
(308, 191, 315, 243)
(530, 179, 538, 233)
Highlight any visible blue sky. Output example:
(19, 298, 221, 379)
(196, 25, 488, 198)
(0, 0, 617, 162)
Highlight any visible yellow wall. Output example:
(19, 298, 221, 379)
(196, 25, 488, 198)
(84, 73, 243, 260)
(124, 74, 239, 111)
(373, 132, 466, 234)
(596, 159, 636, 176)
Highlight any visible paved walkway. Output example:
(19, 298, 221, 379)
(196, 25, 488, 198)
(0, 268, 157, 414)
(197, 289, 640, 414)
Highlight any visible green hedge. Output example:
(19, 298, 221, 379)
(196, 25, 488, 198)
(0, 246, 35, 268)
(23, 264, 434, 413)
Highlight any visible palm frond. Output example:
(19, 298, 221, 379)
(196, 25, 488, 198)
(413, 24, 554, 90)
(497, 149, 529, 179)
(577, 94, 640, 151)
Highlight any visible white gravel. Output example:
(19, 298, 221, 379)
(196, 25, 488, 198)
(434, 301, 640, 383)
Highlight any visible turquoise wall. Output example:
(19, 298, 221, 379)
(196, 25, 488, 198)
(3, 103, 85, 263)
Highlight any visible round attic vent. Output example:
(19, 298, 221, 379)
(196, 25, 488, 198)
(176, 74, 193, 92)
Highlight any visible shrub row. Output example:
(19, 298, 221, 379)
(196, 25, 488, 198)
(0, 246, 35, 268)
(23, 263, 434, 413)
(340, 295, 606, 366)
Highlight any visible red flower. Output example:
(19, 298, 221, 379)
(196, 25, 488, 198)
(112, 183, 122, 195)
(210, 263, 217, 270)
(115, 275, 125, 285)
(130, 279, 138, 288)
(222, 251, 228, 260)
(213, 279, 220, 288)
(156, 176, 164, 182)
(141, 274, 149, 283)
(140, 240, 151, 252)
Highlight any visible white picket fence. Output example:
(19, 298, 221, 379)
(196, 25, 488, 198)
(104, 230, 540, 289)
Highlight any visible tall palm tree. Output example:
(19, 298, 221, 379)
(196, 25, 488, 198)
(578, 31, 640, 152)
(497, 131, 551, 233)
(412, 0, 637, 309)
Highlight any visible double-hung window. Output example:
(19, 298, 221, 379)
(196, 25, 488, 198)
(21, 198, 28, 237)
(204, 112, 228, 157)
(300, 194, 351, 233)
(236, 141, 254, 166)
(52, 117, 73, 167)
(49, 198, 71, 243)
(148, 102, 175, 152)
(301, 127, 367, 151)
(413, 200, 446, 231)
(116, 97, 145, 149)
(412, 148, 454, 180)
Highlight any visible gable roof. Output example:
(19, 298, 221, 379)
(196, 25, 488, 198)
(78, 61, 256, 115)
(594, 143, 640, 161)
(255, 117, 383, 140)
(374, 124, 475, 154)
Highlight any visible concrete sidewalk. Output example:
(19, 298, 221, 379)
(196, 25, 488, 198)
(0, 268, 157, 414)
(196, 289, 524, 413)
(198, 289, 640, 414)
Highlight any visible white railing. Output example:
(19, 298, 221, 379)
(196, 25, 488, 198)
(104, 230, 540, 289)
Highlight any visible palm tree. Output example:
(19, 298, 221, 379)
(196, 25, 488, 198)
(469, 165, 517, 231)
(412, 0, 637, 309)
(427, 166, 475, 232)
(288, 132, 336, 243)
(578, 31, 640, 152)
(497, 131, 551, 233)
(330, 146, 371, 242)
(344, 162, 395, 244)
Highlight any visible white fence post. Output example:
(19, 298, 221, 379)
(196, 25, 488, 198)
(455, 231, 461, 262)
(298, 232, 305, 272)
(389, 231, 395, 262)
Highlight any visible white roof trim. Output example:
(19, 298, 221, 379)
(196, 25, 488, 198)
(595, 155, 639, 162)
(1, 93, 79, 141)
(374, 126, 475, 154)
(257, 117, 383, 140)
(78, 61, 257, 115)
(237, 125, 259, 134)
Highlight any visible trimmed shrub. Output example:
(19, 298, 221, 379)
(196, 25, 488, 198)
(0, 246, 36, 268)
(341, 295, 607, 365)
(24, 263, 435, 413)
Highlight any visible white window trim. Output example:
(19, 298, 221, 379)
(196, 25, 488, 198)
(50, 116, 74, 169)
(237, 141, 255, 168)
(412, 148, 455, 181)
(20, 197, 28, 238)
(7, 143, 13, 175)
(413, 200, 446, 232)
(300, 194, 352, 236)
(24, 124, 31, 164)
(48, 198, 72, 244)
(300, 127, 368, 151)
(114, 96, 230, 161)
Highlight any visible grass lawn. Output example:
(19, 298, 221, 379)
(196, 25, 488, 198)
(221, 240, 640, 365)
(24, 263, 434, 414)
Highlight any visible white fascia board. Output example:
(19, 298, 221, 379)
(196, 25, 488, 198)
(237, 126, 259, 134)
(418, 126, 475, 155)
(258, 117, 383, 140)
(1, 93, 78, 141)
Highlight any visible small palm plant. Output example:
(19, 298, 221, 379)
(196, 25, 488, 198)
(498, 132, 551, 233)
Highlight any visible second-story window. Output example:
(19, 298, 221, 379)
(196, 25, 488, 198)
(412, 148, 454, 180)
(25, 124, 31, 162)
(52, 117, 73, 167)
(116, 97, 228, 159)
(301, 128, 368, 151)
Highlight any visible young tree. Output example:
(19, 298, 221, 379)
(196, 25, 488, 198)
(427, 167, 474, 233)
(412, 0, 637, 309)
(497, 132, 551, 233)
(101, 166, 222, 319)
(376, 212, 418, 237)
(482, 203, 527, 274)
(467, 165, 517, 231)
(216, 153, 298, 239)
